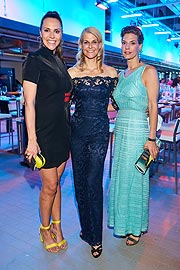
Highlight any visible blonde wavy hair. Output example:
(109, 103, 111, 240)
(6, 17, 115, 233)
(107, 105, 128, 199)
(76, 27, 104, 72)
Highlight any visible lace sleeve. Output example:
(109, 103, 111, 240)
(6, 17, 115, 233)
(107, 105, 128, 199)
(110, 78, 119, 111)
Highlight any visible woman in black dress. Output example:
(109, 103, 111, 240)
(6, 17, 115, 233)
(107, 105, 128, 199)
(68, 27, 118, 258)
(23, 11, 72, 253)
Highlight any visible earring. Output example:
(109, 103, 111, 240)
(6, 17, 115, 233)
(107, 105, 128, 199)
(97, 55, 101, 61)
(138, 49, 142, 62)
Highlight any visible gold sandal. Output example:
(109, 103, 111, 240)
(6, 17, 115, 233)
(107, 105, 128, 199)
(40, 224, 59, 253)
(51, 220, 68, 250)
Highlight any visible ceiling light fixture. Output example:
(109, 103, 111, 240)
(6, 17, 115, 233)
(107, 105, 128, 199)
(141, 23, 159, 28)
(121, 13, 142, 19)
(95, 0, 109, 10)
(107, 0, 118, 2)
(154, 31, 171, 35)
(171, 37, 180, 41)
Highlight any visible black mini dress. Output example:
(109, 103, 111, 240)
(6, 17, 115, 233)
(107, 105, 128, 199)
(22, 46, 72, 168)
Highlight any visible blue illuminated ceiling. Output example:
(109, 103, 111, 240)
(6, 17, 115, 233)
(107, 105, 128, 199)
(0, 10, 180, 72)
(110, 0, 180, 35)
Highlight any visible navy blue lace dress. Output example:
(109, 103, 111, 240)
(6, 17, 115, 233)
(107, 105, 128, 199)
(70, 76, 117, 246)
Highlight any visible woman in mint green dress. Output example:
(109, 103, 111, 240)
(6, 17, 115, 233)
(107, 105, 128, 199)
(108, 26, 159, 246)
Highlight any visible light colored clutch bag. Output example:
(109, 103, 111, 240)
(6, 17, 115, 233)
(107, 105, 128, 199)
(135, 138, 161, 175)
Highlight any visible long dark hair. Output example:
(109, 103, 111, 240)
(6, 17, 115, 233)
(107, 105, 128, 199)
(40, 11, 63, 60)
(121, 26, 144, 45)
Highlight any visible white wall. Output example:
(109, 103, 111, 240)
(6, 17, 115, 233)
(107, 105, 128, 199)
(0, 0, 104, 36)
(0, 0, 179, 64)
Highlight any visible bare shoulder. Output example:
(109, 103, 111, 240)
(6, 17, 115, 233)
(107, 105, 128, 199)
(143, 65, 159, 87)
(68, 66, 79, 78)
(144, 65, 157, 75)
(102, 64, 118, 77)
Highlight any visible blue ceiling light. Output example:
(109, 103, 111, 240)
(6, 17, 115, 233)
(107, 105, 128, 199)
(121, 13, 142, 19)
(95, 0, 109, 10)
(107, 0, 118, 2)
(154, 31, 171, 35)
(141, 23, 159, 28)
(171, 37, 180, 41)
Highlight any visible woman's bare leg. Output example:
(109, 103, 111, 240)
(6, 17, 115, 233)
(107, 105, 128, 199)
(51, 162, 67, 249)
(39, 167, 59, 252)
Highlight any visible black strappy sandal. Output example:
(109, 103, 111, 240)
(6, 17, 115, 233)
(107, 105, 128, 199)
(91, 243, 103, 258)
(126, 234, 140, 246)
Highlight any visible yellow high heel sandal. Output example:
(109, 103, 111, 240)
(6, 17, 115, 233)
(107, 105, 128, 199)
(40, 224, 59, 253)
(51, 220, 68, 250)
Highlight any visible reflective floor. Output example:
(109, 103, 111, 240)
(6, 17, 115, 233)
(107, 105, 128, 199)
(0, 124, 180, 270)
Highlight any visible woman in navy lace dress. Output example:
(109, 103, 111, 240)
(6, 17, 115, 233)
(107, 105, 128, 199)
(68, 27, 118, 258)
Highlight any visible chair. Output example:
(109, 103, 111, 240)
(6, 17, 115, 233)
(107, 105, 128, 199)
(160, 105, 172, 123)
(8, 98, 22, 117)
(159, 118, 180, 194)
(0, 113, 14, 150)
(108, 110, 117, 177)
(174, 105, 180, 119)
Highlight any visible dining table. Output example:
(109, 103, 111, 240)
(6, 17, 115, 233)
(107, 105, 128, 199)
(0, 95, 22, 117)
(158, 98, 180, 121)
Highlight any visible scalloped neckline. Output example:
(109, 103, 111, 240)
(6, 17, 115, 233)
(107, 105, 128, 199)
(72, 76, 117, 80)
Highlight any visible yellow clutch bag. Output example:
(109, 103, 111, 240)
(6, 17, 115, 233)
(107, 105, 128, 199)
(25, 153, 46, 171)
(35, 154, 46, 169)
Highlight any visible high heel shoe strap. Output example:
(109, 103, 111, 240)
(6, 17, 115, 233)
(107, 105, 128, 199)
(40, 224, 50, 230)
(51, 220, 61, 224)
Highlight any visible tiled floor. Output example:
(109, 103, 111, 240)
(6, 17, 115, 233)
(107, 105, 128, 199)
(0, 124, 180, 270)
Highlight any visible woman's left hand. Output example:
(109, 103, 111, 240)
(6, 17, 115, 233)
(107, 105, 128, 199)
(144, 140, 159, 161)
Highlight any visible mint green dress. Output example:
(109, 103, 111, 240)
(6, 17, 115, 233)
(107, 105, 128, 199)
(108, 65, 150, 237)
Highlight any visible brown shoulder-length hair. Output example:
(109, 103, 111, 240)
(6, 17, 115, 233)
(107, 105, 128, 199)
(76, 26, 104, 72)
(40, 11, 64, 61)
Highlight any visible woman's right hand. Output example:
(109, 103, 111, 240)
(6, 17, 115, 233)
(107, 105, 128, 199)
(144, 140, 159, 161)
(25, 139, 40, 161)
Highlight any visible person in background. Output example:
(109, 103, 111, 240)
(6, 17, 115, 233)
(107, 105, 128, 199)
(159, 78, 165, 99)
(23, 11, 72, 253)
(172, 77, 179, 100)
(108, 26, 159, 246)
(166, 78, 173, 86)
(68, 26, 118, 258)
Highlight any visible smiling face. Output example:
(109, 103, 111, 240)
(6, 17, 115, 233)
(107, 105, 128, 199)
(121, 33, 142, 61)
(81, 32, 101, 59)
(40, 17, 62, 52)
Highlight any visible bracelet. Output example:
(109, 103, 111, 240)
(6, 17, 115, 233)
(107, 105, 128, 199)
(148, 137, 156, 142)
